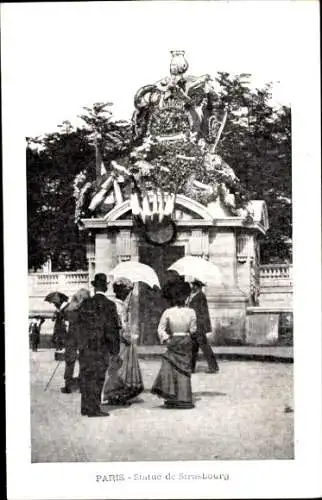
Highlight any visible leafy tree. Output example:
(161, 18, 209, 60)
(27, 103, 134, 271)
(213, 72, 292, 262)
(78, 102, 132, 168)
(27, 126, 95, 271)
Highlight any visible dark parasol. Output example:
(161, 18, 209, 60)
(44, 291, 69, 308)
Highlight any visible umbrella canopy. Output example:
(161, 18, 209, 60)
(168, 256, 223, 286)
(108, 261, 161, 289)
(44, 291, 69, 308)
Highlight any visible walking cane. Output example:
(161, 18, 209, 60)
(44, 360, 61, 392)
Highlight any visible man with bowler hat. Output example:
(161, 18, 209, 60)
(78, 273, 120, 417)
(186, 279, 219, 374)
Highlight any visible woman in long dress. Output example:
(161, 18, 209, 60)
(101, 278, 144, 405)
(151, 280, 197, 409)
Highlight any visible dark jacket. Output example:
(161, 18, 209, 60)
(64, 310, 81, 348)
(52, 310, 67, 348)
(78, 293, 120, 357)
(29, 322, 40, 346)
(187, 290, 212, 335)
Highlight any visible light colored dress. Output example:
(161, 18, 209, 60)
(101, 297, 144, 404)
(151, 306, 197, 409)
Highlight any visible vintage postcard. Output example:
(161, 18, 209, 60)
(3, 1, 321, 499)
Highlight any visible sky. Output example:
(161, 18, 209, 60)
(0, 1, 310, 138)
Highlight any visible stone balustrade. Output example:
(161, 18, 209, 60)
(259, 264, 293, 281)
(29, 271, 90, 290)
(29, 264, 293, 313)
(28, 265, 293, 344)
(29, 265, 293, 292)
(29, 271, 91, 322)
(258, 264, 293, 308)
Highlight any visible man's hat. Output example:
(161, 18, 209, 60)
(91, 273, 109, 288)
(191, 279, 205, 287)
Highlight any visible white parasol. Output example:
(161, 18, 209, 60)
(108, 261, 161, 289)
(168, 256, 223, 285)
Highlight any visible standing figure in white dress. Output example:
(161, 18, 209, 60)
(101, 278, 144, 406)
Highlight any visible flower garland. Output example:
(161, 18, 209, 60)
(148, 108, 191, 137)
(127, 135, 252, 218)
(72, 131, 253, 223)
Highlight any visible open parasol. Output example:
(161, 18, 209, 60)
(44, 291, 69, 308)
(108, 261, 161, 289)
(168, 256, 223, 286)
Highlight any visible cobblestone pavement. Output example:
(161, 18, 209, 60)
(30, 350, 294, 463)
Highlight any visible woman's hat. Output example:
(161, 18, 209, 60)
(164, 280, 191, 303)
(113, 277, 133, 289)
(191, 279, 205, 287)
(91, 273, 109, 288)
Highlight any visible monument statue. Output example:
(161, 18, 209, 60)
(74, 51, 253, 239)
(70, 51, 270, 345)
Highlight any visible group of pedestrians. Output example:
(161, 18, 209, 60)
(53, 271, 219, 417)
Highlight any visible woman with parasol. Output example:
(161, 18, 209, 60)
(101, 277, 144, 406)
(44, 291, 69, 351)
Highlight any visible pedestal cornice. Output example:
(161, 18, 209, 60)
(81, 217, 267, 234)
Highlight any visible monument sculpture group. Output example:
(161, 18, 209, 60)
(71, 51, 269, 345)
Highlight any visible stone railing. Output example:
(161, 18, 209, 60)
(30, 265, 293, 291)
(29, 271, 91, 325)
(259, 264, 292, 308)
(29, 271, 89, 290)
(259, 264, 292, 281)
(29, 266, 293, 338)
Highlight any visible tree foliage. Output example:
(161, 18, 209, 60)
(213, 72, 292, 262)
(27, 127, 96, 270)
(78, 102, 132, 160)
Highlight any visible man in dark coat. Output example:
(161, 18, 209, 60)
(186, 280, 219, 374)
(78, 273, 120, 417)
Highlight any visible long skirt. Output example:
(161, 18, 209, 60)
(101, 341, 144, 404)
(151, 336, 194, 409)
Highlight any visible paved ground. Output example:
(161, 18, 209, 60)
(30, 350, 294, 463)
